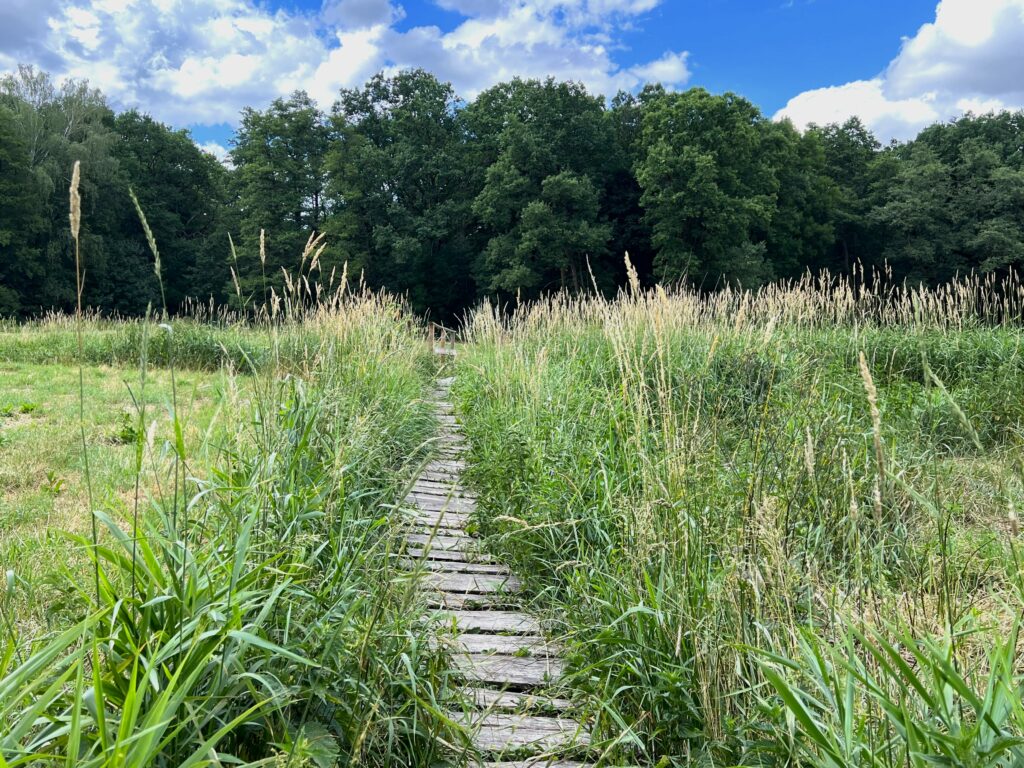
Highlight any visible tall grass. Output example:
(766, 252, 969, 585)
(0, 166, 457, 765)
(453, 267, 1024, 766)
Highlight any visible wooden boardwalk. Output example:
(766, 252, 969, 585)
(399, 374, 594, 767)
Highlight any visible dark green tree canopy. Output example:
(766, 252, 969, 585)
(636, 89, 780, 286)
(231, 91, 331, 301)
(467, 78, 615, 298)
(327, 70, 474, 317)
(4, 65, 1024, 318)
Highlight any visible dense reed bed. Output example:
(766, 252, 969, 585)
(453, 268, 1024, 766)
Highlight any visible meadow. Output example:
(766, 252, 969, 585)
(2, 268, 1024, 766)
(453, 269, 1024, 765)
(0, 295, 474, 765)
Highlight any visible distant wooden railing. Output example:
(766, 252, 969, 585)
(428, 322, 457, 356)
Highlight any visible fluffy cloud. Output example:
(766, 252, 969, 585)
(4, 0, 689, 130)
(776, 0, 1024, 140)
(198, 140, 232, 163)
(306, 4, 690, 105)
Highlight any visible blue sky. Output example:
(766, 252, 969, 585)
(2, 0, 1023, 158)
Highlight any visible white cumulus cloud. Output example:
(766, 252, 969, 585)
(3, 0, 689, 132)
(198, 140, 232, 164)
(776, 0, 1024, 140)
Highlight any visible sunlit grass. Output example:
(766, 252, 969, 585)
(452, 269, 1024, 765)
(0, 361, 240, 637)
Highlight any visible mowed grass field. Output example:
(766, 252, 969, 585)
(0, 360, 238, 636)
(1, 274, 1024, 766)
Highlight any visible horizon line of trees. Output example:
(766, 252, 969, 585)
(2, 64, 1024, 320)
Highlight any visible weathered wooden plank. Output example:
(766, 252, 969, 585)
(405, 495, 477, 513)
(452, 712, 588, 753)
(434, 441, 466, 450)
(404, 504, 470, 520)
(405, 520, 466, 535)
(413, 490, 474, 503)
(407, 527, 468, 542)
(395, 501, 473, 520)
(409, 485, 472, 495)
(421, 456, 459, 466)
(452, 655, 565, 686)
(409, 481, 462, 493)
(407, 489, 476, 504)
(444, 634, 557, 656)
(405, 532, 478, 550)
(425, 459, 466, 471)
(408, 485, 474, 498)
(479, 762, 593, 768)
(403, 509, 471, 528)
(411, 479, 473, 494)
(400, 558, 509, 575)
(406, 547, 497, 564)
(422, 459, 461, 469)
(419, 471, 462, 484)
(423, 592, 507, 609)
(437, 450, 467, 460)
(463, 688, 571, 713)
(434, 610, 541, 634)
(423, 572, 519, 593)
(412, 472, 461, 484)
(404, 499, 469, 514)
(436, 446, 467, 456)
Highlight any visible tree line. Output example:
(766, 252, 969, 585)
(2, 64, 1024, 319)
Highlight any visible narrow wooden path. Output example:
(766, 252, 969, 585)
(399, 373, 594, 767)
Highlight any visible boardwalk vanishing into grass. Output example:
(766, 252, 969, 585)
(398, 369, 595, 767)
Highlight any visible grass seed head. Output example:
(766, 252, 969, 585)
(69, 161, 81, 241)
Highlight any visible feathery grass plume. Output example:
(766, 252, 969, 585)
(259, 228, 268, 311)
(858, 350, 885, 483)
(227, 232, 245, 307)
(230, 266, 242, 301)
(68, 161, 81, 241)
(624, 250, 640, 295)
(803, 426, 816, 482)
(69, 160, 99, 606)
(128, 188, 161, 283)
(130, 188, 186, 623)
